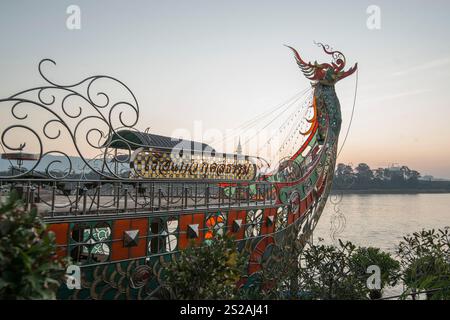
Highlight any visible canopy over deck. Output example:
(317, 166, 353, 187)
(109, 130, 215, 153)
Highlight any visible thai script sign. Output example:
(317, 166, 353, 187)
(130, 148, 257, 180)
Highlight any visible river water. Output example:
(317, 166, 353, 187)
(315, 193, 450, 251)
(313, 193, 450, 298)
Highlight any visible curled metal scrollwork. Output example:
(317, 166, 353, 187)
(0, 59, 151, 180)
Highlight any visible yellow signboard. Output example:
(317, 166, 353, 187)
(130, 148, 256, 180)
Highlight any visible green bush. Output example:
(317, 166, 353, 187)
(349, 247, 400, 299)
(163, 234, 246, 299)
(0, 191, 66, 299)
(161, 226, 449, 300)
(397, 228, 450, 299)
(257, 239, 400, 300)
(296, 240, 369, 300)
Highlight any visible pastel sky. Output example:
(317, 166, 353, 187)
(1, 0, 450, 178)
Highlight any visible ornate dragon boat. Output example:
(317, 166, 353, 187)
(0, 43, 357, 299)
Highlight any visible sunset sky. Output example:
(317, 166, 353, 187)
(1, 0, 450, 178)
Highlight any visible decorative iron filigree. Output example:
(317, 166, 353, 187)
(0, 59, 146, 180)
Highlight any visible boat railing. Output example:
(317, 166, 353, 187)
(0, 178, 277, 220)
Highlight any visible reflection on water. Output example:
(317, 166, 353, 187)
(313, 193, 450, 298)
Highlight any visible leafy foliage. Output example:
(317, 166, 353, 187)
(295, 240, 369, 300)
(255, 236, 401, 300)
(162, 227, 449, 300)
(256, 238, 364, 300)
(242, 238, 305, 300)
(163, 234, 246, 299)
(396, 228, 450, 299)
(161, 225, 449, 300)
(349, 247, 400, 299)
(0, 191, 67, 299)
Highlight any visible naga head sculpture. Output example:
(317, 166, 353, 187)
(286, 42, 357, 85)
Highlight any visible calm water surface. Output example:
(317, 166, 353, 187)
(314, 194, 450, 252)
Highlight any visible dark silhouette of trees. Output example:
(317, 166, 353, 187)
(355, 163, 374, 188)
(332, 163, 435, 191)
(334, 164, 355, 189)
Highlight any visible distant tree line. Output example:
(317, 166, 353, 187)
(333, 163, 450, 192)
